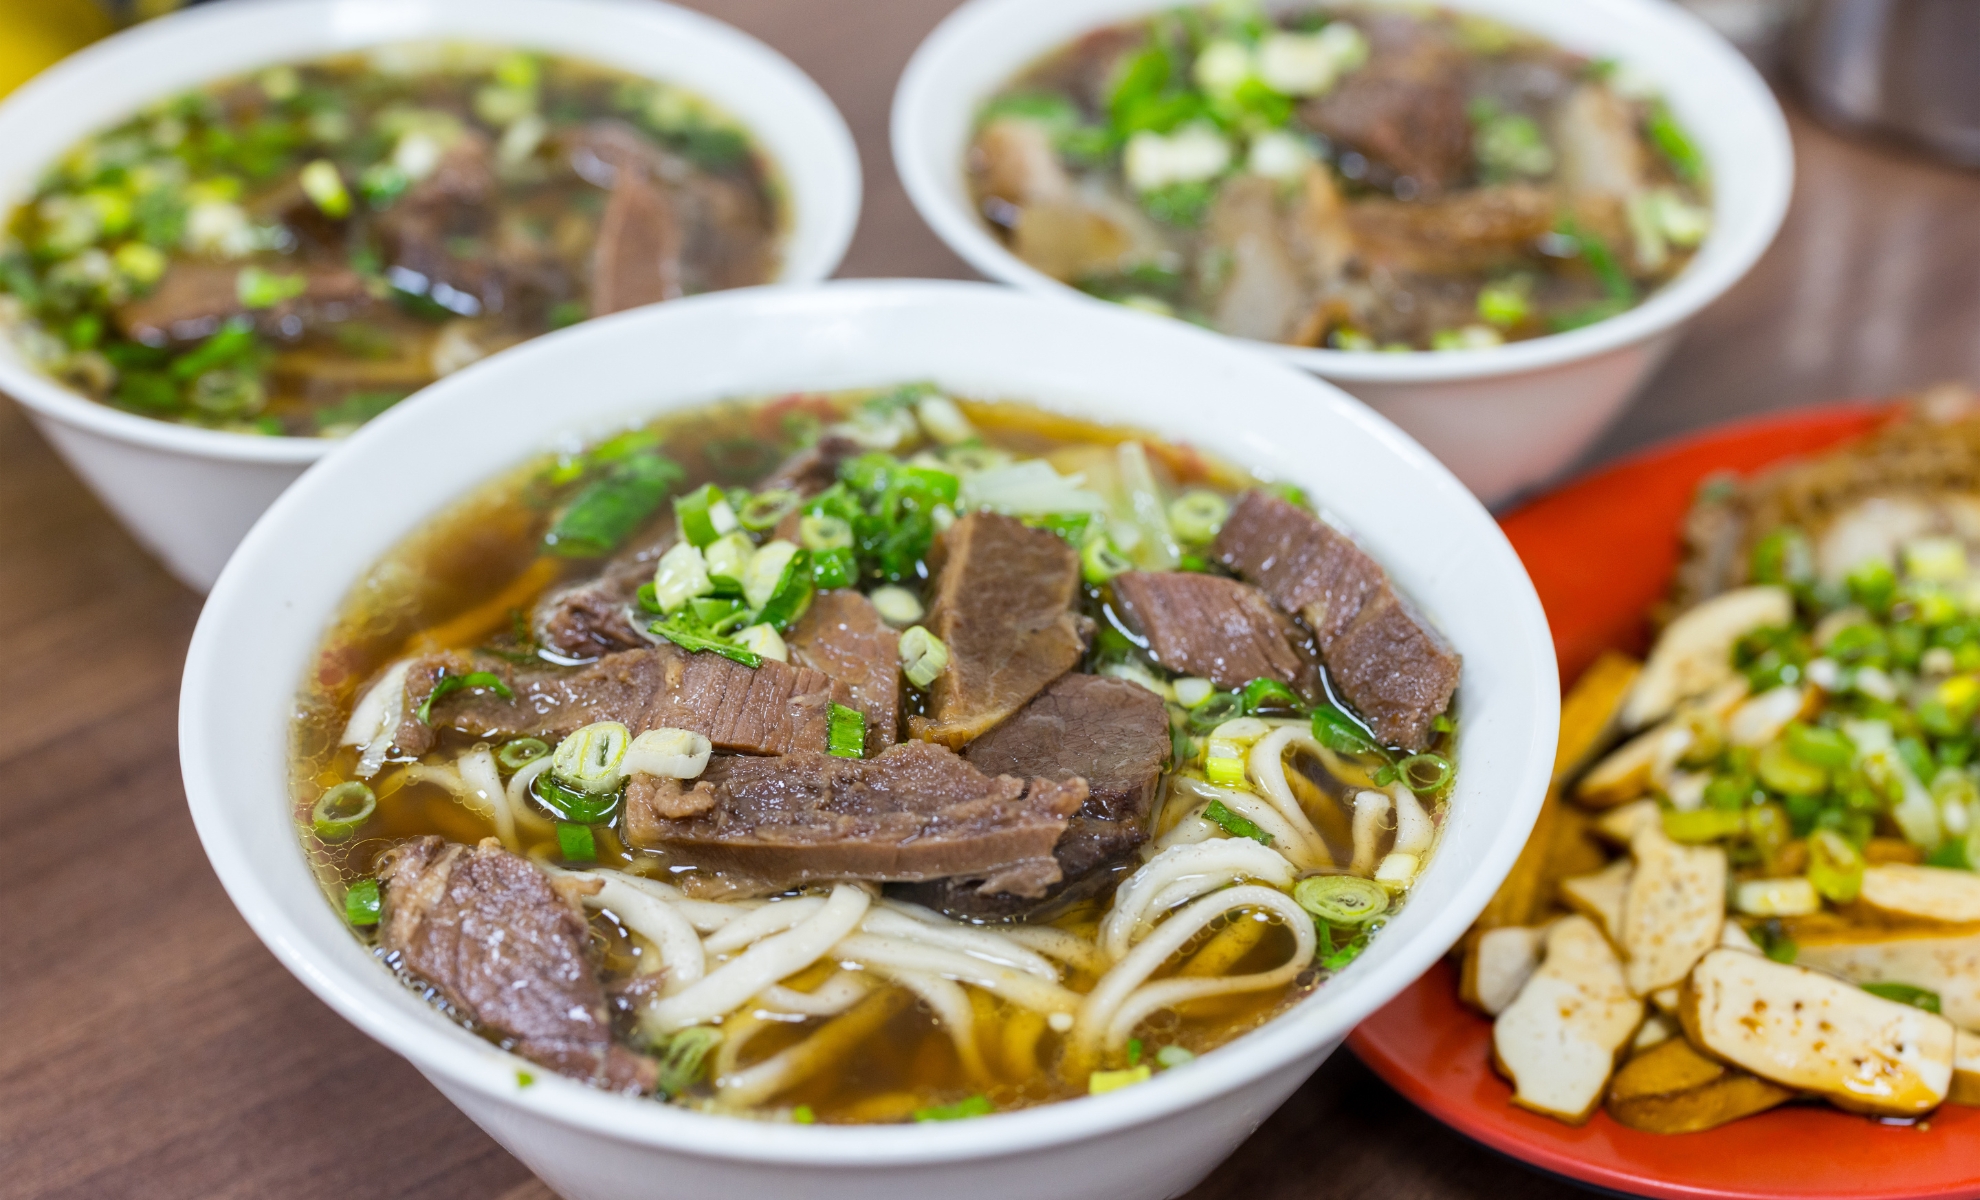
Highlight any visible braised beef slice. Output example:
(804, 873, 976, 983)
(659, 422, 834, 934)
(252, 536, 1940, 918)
(1111, 570, 1322, 699)
(377, 836, 654, 1093)
(375, 132, 505, 314)
(116, 262, 371, 346)
(624, 740, 1086, 895)
(1298, 15, 1472, 193)
(408, 645, 851, 756)
(532, 525, 676, 659)
(1343, 185, 1556, 276)
(589, 151, 683, 316)
(1212, 490, 1459, 750)
(788, 589, 900, 751)
(908, 512, 1088, 748)
(760, 433, 863, 496)
(904, 673, 1172, 919)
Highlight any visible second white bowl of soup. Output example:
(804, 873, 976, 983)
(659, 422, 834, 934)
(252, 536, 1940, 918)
(181, 280, 1558, 1200)
(0, 0, 859, 590)
(893, 0, 1791, 504)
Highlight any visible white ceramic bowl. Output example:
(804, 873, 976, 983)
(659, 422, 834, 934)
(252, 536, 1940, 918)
(182, 280, 1558, 1200)
(0, 0, 860, 592)
(893, 0, 1793, 505)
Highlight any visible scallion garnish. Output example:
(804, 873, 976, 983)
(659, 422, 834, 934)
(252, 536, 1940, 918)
(542, 451, 684, 558)
(827, 703, 866, 758)
(1080, 536, 1132, 585)
(653, 1026, 722, 1097)
(1186, 692, 1244, 735)
(344, 877, 382, 926)
(312, 780, 376, 841)
(1294, 875, 1390, 926)
(1395, 752, 1454, 796)
(1861, 982, 1941, 1013)
(649, 617, 763, 668)
(532, 772, 621, 824)
(913, 1094, 993, 1121)
(752, 548, 815, 631)
(555, 821, 597, 862)
(1310, 706, 1387, 759)
(1239, 677, 1303, 715)
(810, 547, 858, 590)
(737, 488, 801, 532)
(417, 670, 515, 724)
(1203, 799, 1272, 845)
(1167, 490, 1229, 546)
(898, 625, 950, 689)
(496, 737, 549, 771)
(674, 483, 732, 548)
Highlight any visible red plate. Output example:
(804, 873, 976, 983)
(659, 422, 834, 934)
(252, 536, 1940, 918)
(1349, 403, 1980, 1200)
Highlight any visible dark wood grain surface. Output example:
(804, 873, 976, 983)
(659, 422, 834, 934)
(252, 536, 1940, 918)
(5, 3, 1980, 1196)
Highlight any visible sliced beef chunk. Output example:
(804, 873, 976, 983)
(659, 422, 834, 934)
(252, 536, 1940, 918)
(908, 512, 1088, 748)
(589, 148, 683, 316)
(532, 525, 676, 659)
(1212, 490, 1459, 750)
(788, 590, 900, 751)
(1343, 184, 1555, 276)
(116, 262, 371, 346)
(375, 132, 504, 314)
(624, 740, 1086, 895)
(377, 836, 654, 1093)
(760, 433, 863, 497)
(1298, 15, 1472, 193)
(905, 673, 1172, 919)
(1111, 570, 1321, 698)
(408, 645, 852, 757)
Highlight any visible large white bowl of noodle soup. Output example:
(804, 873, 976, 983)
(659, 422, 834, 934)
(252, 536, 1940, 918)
(180, 280, 1558, 1200)
(0, 0, 860, 592)
(893, 0, 1792, 505)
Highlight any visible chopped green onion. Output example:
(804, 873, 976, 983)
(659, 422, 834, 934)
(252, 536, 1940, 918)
(1187, 692, 1244, 735)
(649, 617, 762, 667)
(750, 546, 814, 631)
(899, 625, 951, 689)
(1785, 722, 1854, 769)
(555, 821, 597, 862)
(636, 582, 663, 613)
(1126, 1037, 1143, 1066)
(1203, 746, 1247, 788)
(1173, 676, 1216, 709)
(799, 512, 854, 551)
(1087, 1066, 1150, 1095)
(1749, 526, 1815, 587)
(735, 622, 789, 662)
(1395, 752, 1454, 796)
(516, 1070, 536, 1088)
(1756, 739, 1827, 796)
(1167, 490, 1230, 546)
(1239, 677, 1302, 715)
(827, 703, 866, 758)
(653, 1026, 721, 1097)
(299, 158, 351, 218)
(742, 540, 801, 610)
(652, 541, 715, 613)
(1317, 921, 1370, 970)
(914, 1094, 994, 1121)
(792, 1105, 815, 1124)
(1808, 828, 1864, 902)
(543, 452, 684, 557)
(737, 488, 801, 532)
(417, 670, 514, 724)
(810, 547, 858, 589)
(1754, 919, 1798, 964)
(1861, 982, 1941, 1014)
(532, 772, 620, 824)
(1311, 706, 1387, 758)
(1082, 536, 1132, 585)
(1294, 874, 1390, 925)
(1662, 807, 1745, 843)
(1646, 100, 1704, 182)
(551, 721, 631, 793)
(496, 737, 549, 771)
(869, 585, 925, 627)
(1476, 276, 1531, 328)
(1556, 217, 1635, 303)
(1203, 799, 1272, 845)
(236, 266, 307, 309)
(344, 877, 382, 926)
(312, 781, 376, 841)
(674, 483, 734, 548)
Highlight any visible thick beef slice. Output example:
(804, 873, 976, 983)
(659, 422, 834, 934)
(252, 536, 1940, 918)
(590, 152, 683, 316)
(625, 741, 1086, 894)
(377, 836, 654, 1093)
(1298, 16, 1472, 192)
(533, 525, 676, 659)
(376, 133, 503, 309)
(908, 512, 1087, 748)
(788, 590, 900, 751)
(1111, 570, 1321, 698)
(760, 433, 863, 496)
(907, 673, 1172, 919)
(1212, 490, 1459, 750)
(116, 262, 371, 345)
(409, 645, 850, 756)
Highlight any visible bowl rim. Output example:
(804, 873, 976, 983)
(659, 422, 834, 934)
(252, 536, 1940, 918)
(0, 0, 861, 465)
(890, 0, 1794, 384)
(179, 278, 1559, 1165)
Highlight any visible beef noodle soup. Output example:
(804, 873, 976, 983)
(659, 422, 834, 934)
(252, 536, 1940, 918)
(0, 43, 782, 436)
(968, 2, 1711, 350)
(293, 387, 1462, 1122)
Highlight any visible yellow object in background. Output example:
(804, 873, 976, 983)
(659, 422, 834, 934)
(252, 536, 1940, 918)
(0, 0, 115, 98)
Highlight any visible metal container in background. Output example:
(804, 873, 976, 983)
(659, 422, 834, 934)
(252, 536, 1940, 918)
(1792, 0, 1980, 167)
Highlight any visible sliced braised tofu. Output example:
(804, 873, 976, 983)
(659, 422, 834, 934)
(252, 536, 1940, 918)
(1681, 947, 1956, 1117)
(1619, 825, 1727, 996)
(1632, 1011, 1678, 1052)
(1576, 723, 1690, 809)
(1795, 927, 1980, 1030)
(1593, 799, 1661, 846)
(1620, 586, 1792, 729)
(1855, 864, 1980, 926)
(1605, 1035, 1795, 1133)
(1953, 1030, 1980, 1107)
(1462, 925, 1547, 1016)
(1649, 986, 1681, 1016)
(1492, 916, 1646, 1123)
(1560, 859, 1632, 946)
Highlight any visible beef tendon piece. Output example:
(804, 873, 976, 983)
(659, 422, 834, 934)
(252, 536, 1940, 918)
(377, 836, 655, 1093)
(909, 512, 1088, 748)
(906, 673, 1172, 919)
(1212, 490, 1459, 749)
(409, 645, 851, 757)
(624, 740, 1087, 895)
(1111, 570, 1321, 698)
(788, 589, 901, 751)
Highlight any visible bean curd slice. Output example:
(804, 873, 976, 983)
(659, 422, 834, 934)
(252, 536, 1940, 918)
(1619, 825, 1726, 996)
(1559, 860, 1632, 948)
(1605, 1035, 1795, 1133)
(1680, 948, 1956, 1117)
(1461, 924, 1548, 1017)
(1854, 864, 1980, 926)
(1619, 586, 1793, 729)
(1793, 926, 1980, 1030)
(1492, 916, 1646, 1123)
(1953, 1030, 1980, 1107)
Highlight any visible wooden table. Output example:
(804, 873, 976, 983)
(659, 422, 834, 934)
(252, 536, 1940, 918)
(7, 3, 1980, 1196)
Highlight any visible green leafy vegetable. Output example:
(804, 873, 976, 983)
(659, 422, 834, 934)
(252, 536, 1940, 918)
(648, 616, 762, 668)
(543, 452, 685, 557)
(1311, 706, 1387, 759)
